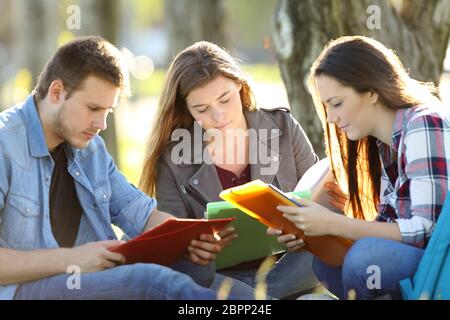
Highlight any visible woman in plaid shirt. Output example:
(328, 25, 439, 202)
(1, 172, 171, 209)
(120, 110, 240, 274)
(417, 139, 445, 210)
(275, 36, 450, 299)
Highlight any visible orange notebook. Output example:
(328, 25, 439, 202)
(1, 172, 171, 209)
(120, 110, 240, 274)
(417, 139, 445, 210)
(110, 217, 234, 266)
(220, 180, 353, 267)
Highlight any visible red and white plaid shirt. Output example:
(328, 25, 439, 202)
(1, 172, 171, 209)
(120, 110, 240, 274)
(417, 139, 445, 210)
(376, 103, 450, 248)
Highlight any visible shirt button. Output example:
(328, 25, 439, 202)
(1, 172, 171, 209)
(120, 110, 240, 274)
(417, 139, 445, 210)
(75, 171, 80, 176)
(193, 179, 199, 185)
(273, 156, 279, 162)
(26, 208, 31, 213)
(102, 194, 107, 199)
(231, 178, 237, 183)
(108, 235, 114, 240)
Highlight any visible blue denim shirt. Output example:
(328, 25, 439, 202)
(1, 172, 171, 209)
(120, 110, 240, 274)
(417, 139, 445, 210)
(0, 95, 156, 299)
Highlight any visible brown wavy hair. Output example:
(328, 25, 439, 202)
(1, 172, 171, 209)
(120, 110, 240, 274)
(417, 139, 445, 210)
(308, 36, 439, 220)
(140, 41, 256, 196)
(34, 36, 129, 102)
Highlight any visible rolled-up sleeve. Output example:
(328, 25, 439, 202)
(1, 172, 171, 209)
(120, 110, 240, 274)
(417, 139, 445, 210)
(399, 114, 450, 247)
(107, 154, 157, 238)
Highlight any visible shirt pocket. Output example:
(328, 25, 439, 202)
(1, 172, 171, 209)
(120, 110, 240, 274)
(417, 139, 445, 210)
(0, 193, 41, 248)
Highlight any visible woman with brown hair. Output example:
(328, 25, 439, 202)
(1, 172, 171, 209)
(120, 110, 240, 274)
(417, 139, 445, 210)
(276, 35, 450, 299)
(139, 41, 324, 299)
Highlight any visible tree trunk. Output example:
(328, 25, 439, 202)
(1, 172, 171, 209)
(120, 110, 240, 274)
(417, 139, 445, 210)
(165, 0, 229, 58)
(79, 0, 121, 167)
(12, 0, 58, 88)
(272, 0, 450, 157)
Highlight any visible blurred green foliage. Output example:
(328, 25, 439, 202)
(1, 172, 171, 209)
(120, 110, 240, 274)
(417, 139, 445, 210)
(130, 63, 282, 99)
(130, 69, 166, 99)
(132, 0, 164, 28)
(227, 0, 277, 49)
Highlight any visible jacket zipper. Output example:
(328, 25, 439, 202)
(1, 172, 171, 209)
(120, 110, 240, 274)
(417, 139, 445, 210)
(180, 184, 208, 208)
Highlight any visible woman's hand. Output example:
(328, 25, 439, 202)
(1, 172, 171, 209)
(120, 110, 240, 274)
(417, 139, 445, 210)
(277, 197, 340, 237)
(186, 227, 237, 265)
(266, 228, 305, 252)
(215, 226, 238, 249)
(323, 181, 348, 212)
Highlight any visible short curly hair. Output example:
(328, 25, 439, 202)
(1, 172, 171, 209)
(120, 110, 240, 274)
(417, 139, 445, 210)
(34, 36, 129, 101)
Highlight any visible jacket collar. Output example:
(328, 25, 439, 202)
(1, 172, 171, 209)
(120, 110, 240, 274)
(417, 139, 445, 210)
(20, 94, 80, 161)
(20, 95, 50, 158)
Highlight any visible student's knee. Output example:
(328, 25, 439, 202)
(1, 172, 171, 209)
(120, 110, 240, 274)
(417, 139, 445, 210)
(343, 237, 383, 272)
(170, 259, 215, 288)
(104, 263, 214, 299)
(342, 238, 381, 298)
(122, 261, 215, 289)
(116, 263, 169, 286)
(118, 263, 196, 287)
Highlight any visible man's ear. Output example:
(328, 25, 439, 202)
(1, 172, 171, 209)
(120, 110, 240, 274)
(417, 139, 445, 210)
(47, 80, 66, 104)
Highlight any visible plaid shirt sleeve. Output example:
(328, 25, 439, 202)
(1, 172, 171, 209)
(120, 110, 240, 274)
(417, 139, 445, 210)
(397, 113, 450, 248)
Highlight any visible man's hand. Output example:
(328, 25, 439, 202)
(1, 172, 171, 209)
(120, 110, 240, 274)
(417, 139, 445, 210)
(69, 240, 126, 273)
(187, 227, 238, 265)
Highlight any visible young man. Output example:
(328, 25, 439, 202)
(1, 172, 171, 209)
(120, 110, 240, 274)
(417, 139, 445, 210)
(0, 36, 235, 300)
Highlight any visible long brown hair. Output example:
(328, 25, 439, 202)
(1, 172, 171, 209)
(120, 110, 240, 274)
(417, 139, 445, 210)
(308, 36, 439, 220)
(140, 41, 256, 196)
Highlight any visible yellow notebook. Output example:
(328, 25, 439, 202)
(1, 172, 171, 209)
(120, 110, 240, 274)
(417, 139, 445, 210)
(220, 179, 353, 267)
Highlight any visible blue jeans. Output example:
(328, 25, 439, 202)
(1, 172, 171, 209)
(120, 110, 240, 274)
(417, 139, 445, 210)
(170, 258, 215, 288)
(171, 259, 268, 299)
(313, 237, 424, 300)
(14, 263, 221, 300)
(217, 251, 319, 299)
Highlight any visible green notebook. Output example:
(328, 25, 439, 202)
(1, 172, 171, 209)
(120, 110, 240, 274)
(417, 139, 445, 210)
(206, 190, 311, 270)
